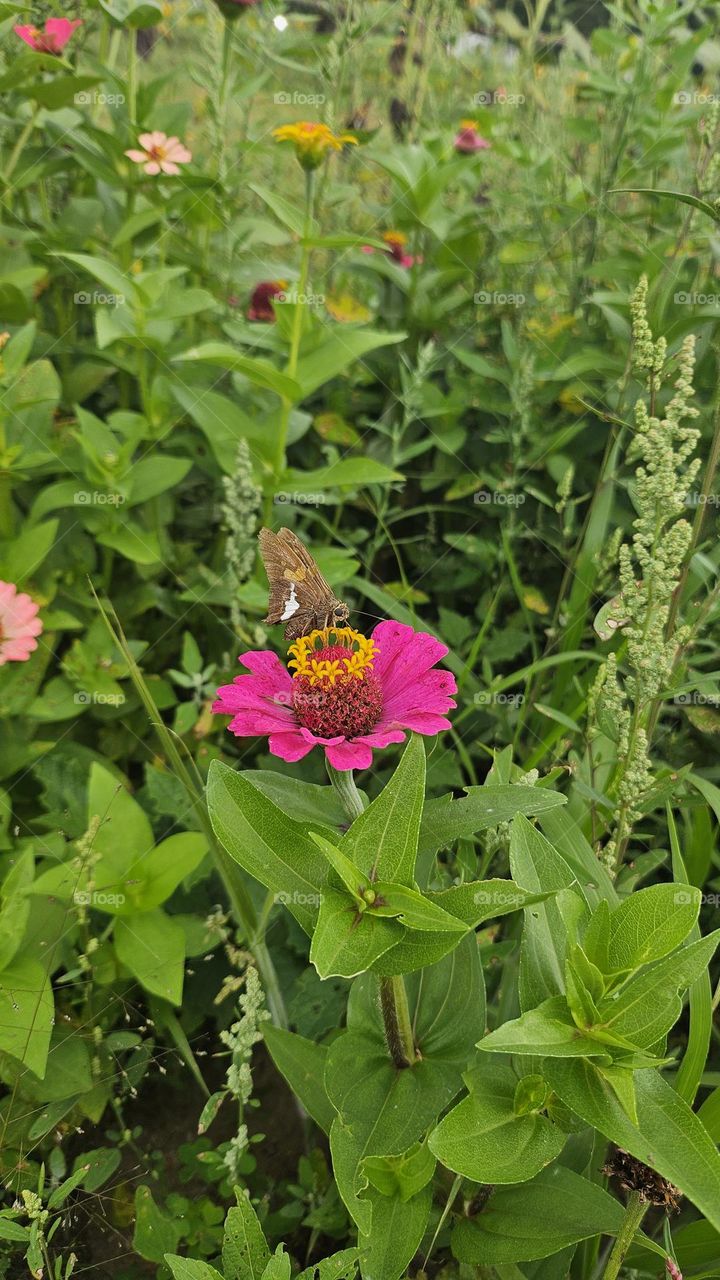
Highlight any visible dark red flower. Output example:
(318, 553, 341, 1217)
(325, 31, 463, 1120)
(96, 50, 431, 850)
(247, 280, 286, 323)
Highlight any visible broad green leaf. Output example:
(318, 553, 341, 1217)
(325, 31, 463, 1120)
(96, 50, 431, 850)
(0, 518, 58, 584)
(309, 831, 369, 898)
(88, 761, 154, 867)
(0, 958, 53, 1078)
(126, 833, 208, 912)
(295, 329, 406, 397)
(478, 996, 612, 1060)
(283, 458, 402, 491)
(538, 807, 617, 905)
(172, 343, 301, 400)
(363, 1140, 435, 1202)
(545, 1060, 720, 1231)
(606, 883, 700, 972)
(171, 383, 268, 472)
(310, 888, 400, 979)
(430, 1064, 566, 1183)
(610, 187, 720, 223)
(53, 252, 144, 306)
(133, 1185, 183, 1263)
(207, 761, 328, 934)
(97, 524, 162, 565)
(595, 931, 720, 1048)
(451, 1165, 626, 1263)
(241, 770, 356, 830)
(222, 1193, 271, 1280)
(341, 734, 425, 885)
(370, 882, 468, 933)
(359, 1183, 432, 1280)
(669, 808, 712, 1106)
(296, 1251, 358, 1280)
(249, 182, 310, 237)
(127, 456, 192, 505)
(420, 785, 567, 856)
(426, 879, 553, 926)
(114, 910, 185, 1004)
(263, 1027, 334, 1134)
(165, 1260, 224, 1280)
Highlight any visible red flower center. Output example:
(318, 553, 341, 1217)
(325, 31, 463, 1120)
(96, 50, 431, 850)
(288, 632, 383, 739)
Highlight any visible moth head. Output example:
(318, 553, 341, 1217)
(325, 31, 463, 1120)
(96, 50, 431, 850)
(331, 600, 349, 627)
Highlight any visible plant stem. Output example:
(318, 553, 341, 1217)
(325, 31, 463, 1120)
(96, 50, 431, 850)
(601, 1191, 647, 1280)
(127, 28, 138, 127)
(272, 169, 316, 480)
(326, 764, 417, 1070)
(379, 975, 417, 1069)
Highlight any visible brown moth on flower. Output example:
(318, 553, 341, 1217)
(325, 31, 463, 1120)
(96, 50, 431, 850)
(258, 527, 349, 641)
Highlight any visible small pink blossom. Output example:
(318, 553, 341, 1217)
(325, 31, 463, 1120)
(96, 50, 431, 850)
(125, 131, 192, 177)
(14, 18, 82, 54)
(454, 121, 491, 153)
(0, 580, 43, 666)
(213, 620, 456, 772)
(361, 230, 420, 269)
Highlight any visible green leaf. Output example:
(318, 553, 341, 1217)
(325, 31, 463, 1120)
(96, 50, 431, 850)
(0, 958, 53, 1078)
(370, 882, 468, 933)
(249, 182, 309, 237)
(310, 888, 400, 979)
(207, 761, 328, 933)
(451, 1165, 626, 1264)
(419, 785, 567, 856)
(610, 187, 720, 223)
(669, 806, 712, 1107)
(340, 734, 425, 885)
(296, 1250, 358, 1280)
(478, 996, 612, 1060)
(0, 518, 58, 583)
(172, 343, 301, 400)
(594, 931, 720, 1048)
(363, 1140, 435, 1202)
(53, 252, 142, 305)
(425, 879, 553, 927)
(308, 831, 369, 899)
(89, 761, 153, 866)
(125, 832, 208, 913)
(114, 910, 185, 1004)
(359, 1183, 432, 1280)
(97, 524, 162, 565)
(222, 1193, 271, 1280)
(263, 1026, 335, 1134)
(283, 458, 402, 491)
(545, 1060, 720, 1231)
(165, 1260, 224, 1280)
(134, 1185, 183, 1263)
(606, 883, 701, 972)
(295, 329, 406, 397)
(127, 456, 192, 505)
(430, 1064, 566, 1183)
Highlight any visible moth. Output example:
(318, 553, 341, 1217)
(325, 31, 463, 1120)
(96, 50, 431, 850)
(258, 527, 350, 641)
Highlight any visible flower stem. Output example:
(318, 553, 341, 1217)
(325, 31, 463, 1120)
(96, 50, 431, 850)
(326, 763, 417, 1069)
(272, 169, 316, 481)
(326, 761, 365, 821)
(379, 975, 417, 1069)
(601, 1191, 647, 1280)
(127, 28, 138, 127)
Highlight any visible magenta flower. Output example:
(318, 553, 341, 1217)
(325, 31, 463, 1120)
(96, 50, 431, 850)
(213, 621, 456, 772)
(247, 280, 287, 322)
(454, 121, 491, 153)
(14, 18, 82, 54)
(125, 132, 192, 176)
(0, 580, 43, 666)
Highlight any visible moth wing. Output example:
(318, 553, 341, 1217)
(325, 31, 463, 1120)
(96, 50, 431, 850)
(258, 527, 333, 625)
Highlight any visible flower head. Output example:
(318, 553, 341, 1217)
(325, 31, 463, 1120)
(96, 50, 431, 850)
(125, 132, 192, 176)
(272, 121, 357, 170)
(0, 581, 42, 666)
(214, 620, 456, 771)
(454, 120, 491, 153)
(247, 280, 287, 322)
(360, 230, 420, 269)
(15, 18, 81, 54)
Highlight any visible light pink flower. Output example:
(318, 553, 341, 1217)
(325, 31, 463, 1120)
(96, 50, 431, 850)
(454, 121, 491, 153)
(125, 131, 192, 177)
(213, 620, 456, 772)
(0, 580, 43, 666)
(14, 18, 82, 54)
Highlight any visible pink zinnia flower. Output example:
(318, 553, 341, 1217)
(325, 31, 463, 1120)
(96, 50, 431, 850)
(247, 280, 287, 322)
(125, 132, 192, 177)
(0, 581, 43, 666)
(14, 18, 81, 54)
(361, 231, 419, 268)
(213, 621, 456, 772)
(454, 121, 491, 153)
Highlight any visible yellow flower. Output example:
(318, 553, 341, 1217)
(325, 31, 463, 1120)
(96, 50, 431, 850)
(272, 121, 358, 170)
(287, 626, 378, 686)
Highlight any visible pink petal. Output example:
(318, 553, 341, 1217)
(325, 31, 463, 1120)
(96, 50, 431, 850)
(163, 136, 180, 149)
(324, 739, 374, 771)
(160, 161, 180, 175)
(45, 18, 82, 45)
(138, 132, 158, 149)
(125, 150, 148, 163)
(14, 26, 38, 47)
(353, 728, 407, 750)
(268, 731, 316, 762)
(0, 637, 38, 663)
(213, 651, 296, 737)
(144, 161, 161, 175)
(383, 710, 453, 734)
